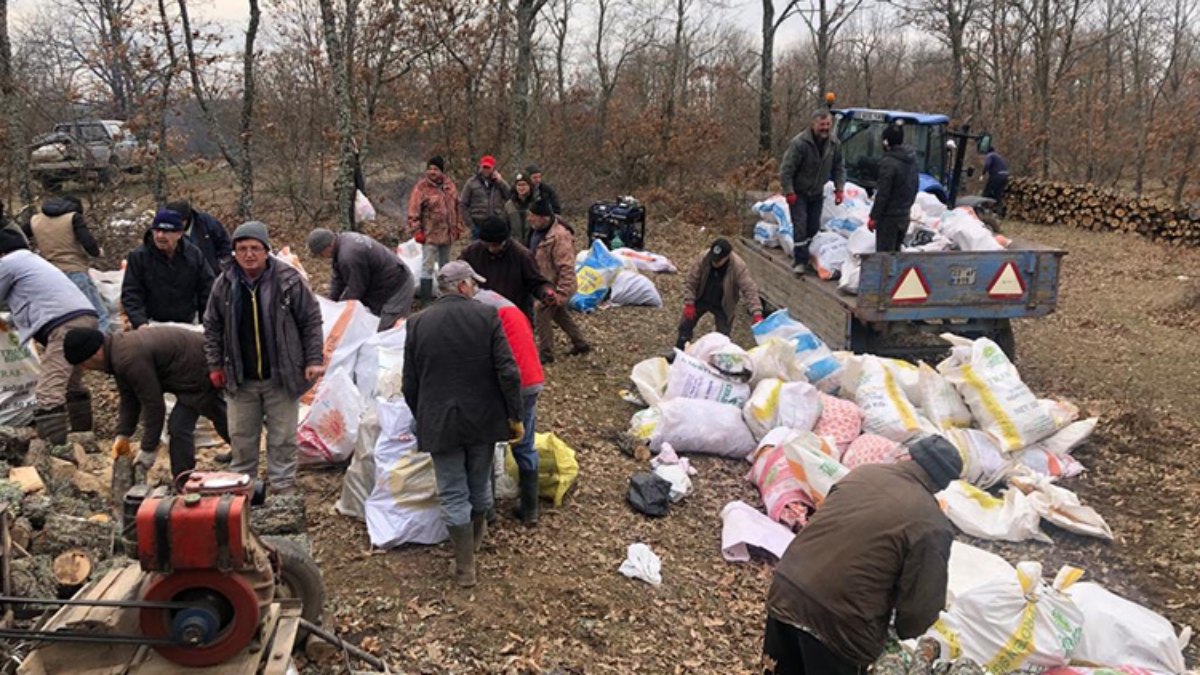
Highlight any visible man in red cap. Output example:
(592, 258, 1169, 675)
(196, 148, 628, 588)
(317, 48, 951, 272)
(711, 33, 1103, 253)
(459, 155, 511, 240)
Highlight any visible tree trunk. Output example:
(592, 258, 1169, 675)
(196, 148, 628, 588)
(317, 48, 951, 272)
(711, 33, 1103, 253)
(151, 0, 179, 206)
(317, 0, 358, 231)
(0, 0, 31, 204)
(510, 0, 542, 173)
(553, 0, 569, 105)
(759, 1, 775, 157)
(238, 0, 261, 220)
(1173, 136, 1196, 207)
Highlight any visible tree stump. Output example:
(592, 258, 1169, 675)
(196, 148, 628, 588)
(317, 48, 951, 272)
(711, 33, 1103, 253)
(52, 549, 94, 597)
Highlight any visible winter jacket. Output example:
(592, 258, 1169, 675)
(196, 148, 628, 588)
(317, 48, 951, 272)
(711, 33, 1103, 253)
(459, 173, 511, 225)
(106, 326, 217, 453)
(407, 175, 462, 246)
(534, 182, 562, 215)
(767, 461, 954, 666)
(475, 290, 544, 397)
(0, 249, 95, 345)
(532, 218, 578, 300)
(328, 232, 413, 315)
(459, 240, 551, 323)
(780, 128, 846, 199)
(203, 259, 324, 399)
(122, 230, 215, 328)
(869, 145, 920, 222)
(402, 294, 522, 455)
(26, 197, 100, 274)
(683, 250, 762, 319)
(505, 194, 535, 247)
(186, 210, 233, 274)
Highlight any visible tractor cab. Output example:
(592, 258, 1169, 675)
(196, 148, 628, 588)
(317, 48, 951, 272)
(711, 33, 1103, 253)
(833, 108, 952, 203)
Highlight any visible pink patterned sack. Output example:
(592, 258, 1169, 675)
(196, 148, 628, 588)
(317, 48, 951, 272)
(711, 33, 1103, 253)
(747, 442, 815, 530)
(841, 434, 903, 469)
(814, 394, 863, 457)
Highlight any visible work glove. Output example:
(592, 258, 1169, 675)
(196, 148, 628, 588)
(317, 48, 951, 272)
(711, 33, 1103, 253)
(508, 420, 526, 444)
(834, 190, 845, 205)
(111, 435, 132, 459)
(752, 312, 764, 325)
(209, 370, 226, 389)
(785, 193, 797, 205)
(413, 230, 426, 244)
(542, 288, 559, 306)
(682, 303, 697, 322)
(867, 217, 876, 232)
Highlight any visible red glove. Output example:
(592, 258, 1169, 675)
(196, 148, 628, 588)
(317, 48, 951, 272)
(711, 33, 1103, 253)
(752, 312, 764, 325)
(785, 193, 797, 205)
(209, 370, 226, 389)
(682, 303, 697, 322)
(834, 190, 845, 205)
(867, 217, 876, 232)
(413, 230, 425, 244)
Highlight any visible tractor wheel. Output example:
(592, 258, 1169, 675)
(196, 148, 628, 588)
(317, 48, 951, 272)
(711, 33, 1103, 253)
(262, 535, 325, 642)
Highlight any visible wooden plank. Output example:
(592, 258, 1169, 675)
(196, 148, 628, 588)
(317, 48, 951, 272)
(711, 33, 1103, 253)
(261, 604, 303, 675)
(737, 238, 855, 349)
(131, 603, 281, 675)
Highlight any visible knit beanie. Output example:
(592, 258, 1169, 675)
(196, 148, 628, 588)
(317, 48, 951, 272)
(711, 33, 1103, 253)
(529, 199, 554, 217)
(232, 221, 271, 250)
(0, 227, 29, 255)
(883, 124, 905, 148)
(63, 328, 105, 366)
(427, 155, 445, 172)
(909, 435, 964, 491)
(151, 209, 185, 231)
(307, 228, 337, 256)
(525, 164, 541, 175)
(480, 217, 511, 243)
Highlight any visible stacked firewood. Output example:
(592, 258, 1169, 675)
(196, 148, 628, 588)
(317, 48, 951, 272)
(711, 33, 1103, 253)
(1007, 178, 1200, 246)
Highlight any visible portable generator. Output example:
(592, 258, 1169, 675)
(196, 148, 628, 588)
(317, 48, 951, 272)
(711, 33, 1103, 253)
(587, 196, 646, 250)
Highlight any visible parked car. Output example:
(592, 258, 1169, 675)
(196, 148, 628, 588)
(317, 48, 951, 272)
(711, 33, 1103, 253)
(29, 120, 152, 191)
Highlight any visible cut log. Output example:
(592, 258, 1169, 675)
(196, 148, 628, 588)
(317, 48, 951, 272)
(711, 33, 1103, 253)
(52, 549, 93, 596)
(8, 466, 45, 494)
(11, 516, 33, 552)
(10, 555, 56, 599)
(34, 513, 116, 560)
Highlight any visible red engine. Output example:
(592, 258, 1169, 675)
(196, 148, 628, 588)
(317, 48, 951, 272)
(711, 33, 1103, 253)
(133, 472, 276, 667)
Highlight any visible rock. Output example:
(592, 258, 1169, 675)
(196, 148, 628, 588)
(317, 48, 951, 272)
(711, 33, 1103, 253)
(250, 493, 307, 537)
(0, 425, 34, 464)
(8, 466, 46, 494)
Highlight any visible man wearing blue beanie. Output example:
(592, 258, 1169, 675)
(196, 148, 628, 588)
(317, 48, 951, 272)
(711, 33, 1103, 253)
(121, 209, 215, 329)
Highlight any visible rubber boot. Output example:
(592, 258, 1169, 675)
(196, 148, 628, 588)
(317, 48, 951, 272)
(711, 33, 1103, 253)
(512, 469, 540, 525)
(65, 391, 93, 432)
(419, 279, 433, 304)
(471, 511, 488, 552)
(33, 407, 69, 446)
(448, 524, 476, 587)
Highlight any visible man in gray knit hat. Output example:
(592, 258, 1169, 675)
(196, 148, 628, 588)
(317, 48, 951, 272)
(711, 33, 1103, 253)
(307, 227, 415, 331)
(203, 221, 325, 494)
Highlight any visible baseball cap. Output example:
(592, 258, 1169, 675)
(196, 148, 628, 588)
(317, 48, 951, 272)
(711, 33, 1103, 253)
(437, 260, 486, 285)
(710, 238, 732, 259)
(152, 209, 185, 231)
(479, 155, 496, 169)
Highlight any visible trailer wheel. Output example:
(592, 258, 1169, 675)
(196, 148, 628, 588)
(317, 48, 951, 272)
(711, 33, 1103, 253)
(262, 535, 325, 643)
(994, 321, 1017, 362)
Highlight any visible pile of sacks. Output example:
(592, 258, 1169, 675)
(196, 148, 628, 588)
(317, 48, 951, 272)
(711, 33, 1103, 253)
(569, 240, 675, 312)
(752, 182, 1011, 294)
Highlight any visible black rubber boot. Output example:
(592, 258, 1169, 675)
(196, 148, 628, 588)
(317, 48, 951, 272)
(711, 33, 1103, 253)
(65, 391, 93, 432)
(448, 524, 476, 587)
(512, 469, 540, 525)
(33, 407, 69, 446)
(471, 510, 488, 552)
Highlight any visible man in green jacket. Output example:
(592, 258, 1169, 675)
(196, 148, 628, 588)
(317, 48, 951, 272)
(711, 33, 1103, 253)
(779, 109, 846, 274)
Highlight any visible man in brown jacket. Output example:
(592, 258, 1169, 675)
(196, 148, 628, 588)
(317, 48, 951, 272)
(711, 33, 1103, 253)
(763, 436, 962, 675)
(63, 325, 230, 479)
(675, 238, 762, 350)
(23, 195, 109, 333)
(528, 199, 588, 362)
(407, 156, 463, 302)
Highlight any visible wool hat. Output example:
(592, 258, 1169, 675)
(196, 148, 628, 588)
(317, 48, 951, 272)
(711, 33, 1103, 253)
(479, 155, 496, 169)
(63, 328, 105, 366)
(525, 164, 542, 176)
(513, 172, 531, 186)
(437, 260, 486, 285)
(307, 227, 337, 256)
(151, 209, 185, 231)
(710, 238, 732, 260)
(165, 200, 193, 221)
(427, 155, 445, 172)
(883, 123, 905, 148)
(908, 435, 964, 491)
(479, 217, 511, 243)
(232, 221, 271, 250)
(529, 199, 554, 217)
(0, 227, 29, 255)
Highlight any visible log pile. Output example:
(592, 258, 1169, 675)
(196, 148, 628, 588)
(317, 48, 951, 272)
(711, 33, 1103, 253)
(1007, 178, 1200, 246)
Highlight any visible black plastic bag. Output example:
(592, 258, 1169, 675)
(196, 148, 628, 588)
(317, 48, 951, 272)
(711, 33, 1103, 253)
(628, 472, 672, 517)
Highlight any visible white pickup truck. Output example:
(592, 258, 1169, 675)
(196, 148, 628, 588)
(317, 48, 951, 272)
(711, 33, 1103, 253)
(29, 120, 151, 191)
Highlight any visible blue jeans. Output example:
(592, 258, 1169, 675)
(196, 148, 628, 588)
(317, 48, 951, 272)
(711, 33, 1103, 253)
(431, 444, 494, 527)
(512, 392, 539, 473)
(66, 271, 110, 334)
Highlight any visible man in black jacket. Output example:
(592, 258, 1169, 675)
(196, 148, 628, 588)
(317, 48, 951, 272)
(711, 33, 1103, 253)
(525, 163, 562, 215)
(780, 110, 846, 274)
(403, 261, 523, 588)
(168, 200, 232, 274)
(459, 216, 555, 324)
(867, 124, 920, 253)
(307, 228, 415, 331)
(122, 210, 215, 329)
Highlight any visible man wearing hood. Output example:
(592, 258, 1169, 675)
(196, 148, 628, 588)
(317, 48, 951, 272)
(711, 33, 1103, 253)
(762, 436, 962, 674)
(23, 195, 109, 332)
(122, 209, 215, 329)
(867, 124, 920, 253)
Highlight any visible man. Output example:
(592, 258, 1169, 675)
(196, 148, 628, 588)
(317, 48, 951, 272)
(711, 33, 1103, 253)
(867, 124, 919, 253)
(676, 238, 762, 351)
(0, 230, 98, 444)
(402, 261, 523, 587)
(780, 109, 846, 274)
(407, 156, 463, 302)
(459, 216, 556, 324)
(167, 200, 233, 274)
(525, 163, 562, 215)
(763, 436, 962, 674)
(527, 199, 589, 362)
(63, 325, 230, 479)
(306, 228, 416, 330)
(204, 222, 325, 495)
(475, 289, 543, 525)
(122, 210, 215, 329)
(23, 195, 109, 333)
(459, 155, 511, 239)
(981, 146, 1010, 216)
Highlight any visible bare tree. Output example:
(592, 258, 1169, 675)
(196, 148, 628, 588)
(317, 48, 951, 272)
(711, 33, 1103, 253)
(510, 0, 551, 172)
(546, 0, 573, 105)
(759, 0, 804, 155)
(592, 0, 650, 153)
(887, 0, 979, 119)
(0, 0, 31, 204)
(795, 0, 868, 101)
(149, 0, 180, 204)
(316, 0, 359, 230)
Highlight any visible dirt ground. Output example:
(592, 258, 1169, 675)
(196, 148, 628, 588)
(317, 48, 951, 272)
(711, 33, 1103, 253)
(76, 175, 1199, 672)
